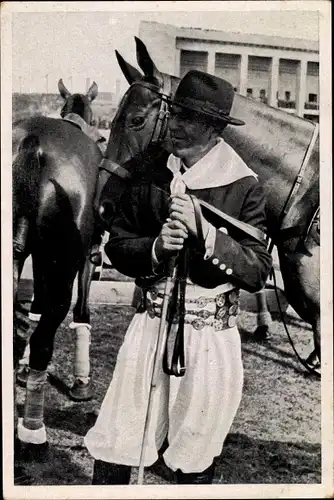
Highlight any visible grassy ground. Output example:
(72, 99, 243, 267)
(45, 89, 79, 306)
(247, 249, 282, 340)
(14, 300, 320, 486)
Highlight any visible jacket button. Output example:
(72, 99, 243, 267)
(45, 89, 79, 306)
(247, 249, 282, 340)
(219, 263, 226, 271)
(226, 268, 233, 275)
(212, 258, 219, 265)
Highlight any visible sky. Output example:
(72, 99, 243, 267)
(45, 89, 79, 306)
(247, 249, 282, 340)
(10, 3, 320, 94)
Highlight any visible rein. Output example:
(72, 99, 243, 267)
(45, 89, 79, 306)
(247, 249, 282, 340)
(268, 122, 319, 252)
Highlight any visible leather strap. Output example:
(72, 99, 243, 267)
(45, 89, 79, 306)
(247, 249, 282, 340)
(163, 248, 188, 377)
(199, 199, 265, 243)
(190, 194, 205, 247)
(99, 158, 132, 180)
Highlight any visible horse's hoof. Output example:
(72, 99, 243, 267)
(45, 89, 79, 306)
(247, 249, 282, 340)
(68, 379, 93, 401)
(19, 441, 50, 462)
(14, 464, 33, 485)
(16, 365, 30, 387)
(304, 352, 321, 376)
(253, 325, 271, 341)
(305, 351, 321, 368)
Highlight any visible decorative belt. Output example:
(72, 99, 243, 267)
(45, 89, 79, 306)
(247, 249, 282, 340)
(142, 286, 240, 332)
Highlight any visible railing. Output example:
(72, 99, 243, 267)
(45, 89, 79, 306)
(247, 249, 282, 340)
(278, 100, 296, 109)
(304, 102, 319, 110)
(277, 100, 319, 111)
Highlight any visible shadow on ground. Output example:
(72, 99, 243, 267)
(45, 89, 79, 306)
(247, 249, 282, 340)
(15, 444, 91, 485)
(149, 433, 321, 485)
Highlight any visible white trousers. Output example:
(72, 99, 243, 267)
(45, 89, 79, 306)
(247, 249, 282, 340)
(84, 310, 243, 473)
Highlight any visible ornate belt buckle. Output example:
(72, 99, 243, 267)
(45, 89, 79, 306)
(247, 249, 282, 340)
(216, 293, 226, 307)
(214, 319, 224, 331)
(227, 316, 237, 328)
(216, 307, 227, 320)
(192, 318, 205, 330)
(228, 304, 238, 315)
(228, 290, 239, 304)
(147, 301, 156, 319)
(148, 287, 159, 301)
(200, 309, 211, 320)
(196, 296, 208, 308)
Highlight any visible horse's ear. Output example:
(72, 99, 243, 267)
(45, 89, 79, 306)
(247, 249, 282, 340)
(115, 50, 142, 85)
(134, 37, 163, 87)
(58, 79, 71, 99)
(87, 81, 98, 102)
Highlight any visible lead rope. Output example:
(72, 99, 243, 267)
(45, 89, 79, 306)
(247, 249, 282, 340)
(162, 194, 205, 377)
(271, 267, 320, 378)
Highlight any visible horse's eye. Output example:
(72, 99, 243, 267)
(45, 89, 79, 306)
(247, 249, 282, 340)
(130, 116, 145, 128)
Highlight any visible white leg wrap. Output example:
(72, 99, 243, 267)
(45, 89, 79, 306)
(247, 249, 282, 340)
(28, 312, 42, 322)
(17, 417, 47, 444)
(257, 311, 272, 326)
(69, 323, 91, 381)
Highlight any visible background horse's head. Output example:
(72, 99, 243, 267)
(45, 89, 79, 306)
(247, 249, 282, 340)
(58, 78, 98, 125)
(105, 37, 179, 166)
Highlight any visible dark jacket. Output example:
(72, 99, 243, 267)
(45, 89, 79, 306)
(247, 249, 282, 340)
(105, 148, 273, 294)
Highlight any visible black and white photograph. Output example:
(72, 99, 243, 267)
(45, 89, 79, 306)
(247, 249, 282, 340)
(1, 1, 333, 498)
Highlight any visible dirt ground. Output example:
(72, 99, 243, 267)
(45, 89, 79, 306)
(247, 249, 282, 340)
(14, 300, 321, 486)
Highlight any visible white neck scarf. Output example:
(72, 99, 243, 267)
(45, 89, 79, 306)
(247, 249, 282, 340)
(167, 137, 257, 195)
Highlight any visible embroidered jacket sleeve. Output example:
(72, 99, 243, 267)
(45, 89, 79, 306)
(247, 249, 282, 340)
(189, 181, 273, 293)
(105, 184, 163, 279)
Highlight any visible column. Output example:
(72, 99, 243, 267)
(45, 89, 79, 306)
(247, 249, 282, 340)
(296, 59, 307, 117)
(239, 54, 248, 96)
(207, 50, 216, 75)
(269, 56, 279, 107)
(174, 48, 181, 77)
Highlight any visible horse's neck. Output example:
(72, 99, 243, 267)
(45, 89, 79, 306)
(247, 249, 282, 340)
(223, 95, 319, 239)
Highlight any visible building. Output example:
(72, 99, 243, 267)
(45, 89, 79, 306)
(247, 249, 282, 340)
(139, 21, 319, 122)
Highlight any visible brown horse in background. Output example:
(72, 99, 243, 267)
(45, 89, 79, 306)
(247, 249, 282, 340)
(13, 79, 104, 451)
(98, 37, 320, 371)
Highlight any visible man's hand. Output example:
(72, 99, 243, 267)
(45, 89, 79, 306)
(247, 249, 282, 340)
(169, 194, 209, 239)
(155, 219, 188, 262)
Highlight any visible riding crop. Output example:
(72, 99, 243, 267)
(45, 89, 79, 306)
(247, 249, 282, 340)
(137, 256, 177, 485)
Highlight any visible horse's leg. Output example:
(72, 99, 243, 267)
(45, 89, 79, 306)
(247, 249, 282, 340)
(278, 241, 320, 369)
(13, 217, 34, 384)
(67, 225, 103, 401)
(253, 287, 273, 340)
(17, 254, 77, 453)
(68, 255, 97, 401)
(13, 216, 29, 304)
(17, 249, 47, 386)
(29, 252, 45, 322)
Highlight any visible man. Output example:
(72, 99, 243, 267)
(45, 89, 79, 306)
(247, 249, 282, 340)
(84, 71, 272, 484)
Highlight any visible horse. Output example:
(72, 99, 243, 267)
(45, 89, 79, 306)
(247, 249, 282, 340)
(13, 78, 105, 452)
(97, 37, 320, 371)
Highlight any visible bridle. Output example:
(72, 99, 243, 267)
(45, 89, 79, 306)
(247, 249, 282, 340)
(134, 78, 172, 145)
(98, 76, 172, 180)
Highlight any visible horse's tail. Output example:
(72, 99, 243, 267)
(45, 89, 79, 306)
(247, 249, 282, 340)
(13, 134, 43, 220)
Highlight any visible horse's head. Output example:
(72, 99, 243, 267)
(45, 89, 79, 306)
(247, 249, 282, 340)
(105, 37, 179, 166)
(58, 78, 98, 125)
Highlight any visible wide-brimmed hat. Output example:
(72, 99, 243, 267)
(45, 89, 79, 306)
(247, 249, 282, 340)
(172, 70, 245, 126)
